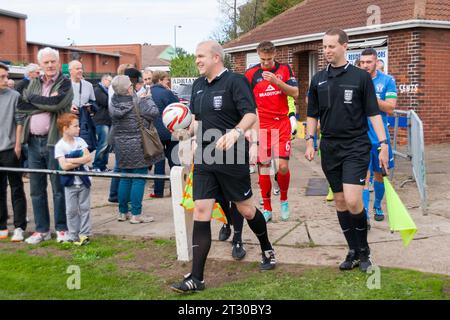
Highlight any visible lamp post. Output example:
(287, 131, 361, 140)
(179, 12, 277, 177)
(174, 25, 182, 57)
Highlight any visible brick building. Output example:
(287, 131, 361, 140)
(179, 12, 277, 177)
(0, 8, 120, 78)
(224, 0, 450, 144)
(74, 44, 142, 70)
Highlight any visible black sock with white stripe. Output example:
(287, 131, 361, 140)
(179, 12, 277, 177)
(337, 210, 358, 251)
(191, 220, 211, 282)
(351, 209, 369, 249)
(246, 208, 272, 252)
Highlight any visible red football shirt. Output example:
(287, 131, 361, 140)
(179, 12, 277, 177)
(245, 62, 298, 125)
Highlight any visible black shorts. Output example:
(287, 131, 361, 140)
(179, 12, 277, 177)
(319, 135, 371, 193)
(193, 164, 252, 202)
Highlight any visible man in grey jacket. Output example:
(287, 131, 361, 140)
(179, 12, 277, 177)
(0, 63, 27, 242)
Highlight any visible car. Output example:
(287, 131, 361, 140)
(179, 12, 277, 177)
(173, 83, 193, 107)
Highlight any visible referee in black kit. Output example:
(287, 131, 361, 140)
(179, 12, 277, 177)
(305, 29, 389, 272)
(171, 40, 276, 293)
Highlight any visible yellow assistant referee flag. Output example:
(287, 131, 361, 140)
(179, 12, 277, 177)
(384, 176, 417, 247)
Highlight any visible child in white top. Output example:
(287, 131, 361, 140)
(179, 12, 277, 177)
(54, 113, 92, 245)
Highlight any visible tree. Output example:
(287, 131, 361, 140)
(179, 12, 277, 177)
(213, 0, 303, 43)
(170, 53, 199, 77)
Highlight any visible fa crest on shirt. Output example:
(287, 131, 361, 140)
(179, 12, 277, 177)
(344, 89, 353, 104)
(213, 95, 223, 110)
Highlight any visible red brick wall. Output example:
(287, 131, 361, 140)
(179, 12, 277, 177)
(0, 15, 28, 63)
(419, 28, 450, 144)
(75, 44, 142, 70)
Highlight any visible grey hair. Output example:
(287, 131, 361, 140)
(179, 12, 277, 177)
(68, 60, 82, 70)
(24, 63, 39, 77)
(37, 47, 60, 64)
(197, 40, 225, 62)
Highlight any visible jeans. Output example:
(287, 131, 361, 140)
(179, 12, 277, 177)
(0, 149, 27, 230)
(153, 140, 178, 196)
(28, 136, 67, 233)
(118, 167, 147, 216)
(108, 158, 120, 201)
(92, 125, 111, 171)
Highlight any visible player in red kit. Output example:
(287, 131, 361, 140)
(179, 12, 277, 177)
(245, 41, 299, 222)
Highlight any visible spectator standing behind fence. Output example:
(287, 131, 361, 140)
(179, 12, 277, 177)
(0, 63, 27, 242)
(107, 64, 134, 203)
(69, 60, 97, 152)
(149, 70, 180, 198)
(16, 47, 73, 245)
(109, 75, 164, 224)
(15, 63, 40, 173)
(55, 113, 92, 246)
(92, 74, 113, 172)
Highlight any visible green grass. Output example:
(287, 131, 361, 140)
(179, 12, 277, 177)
(0, 236, 448, 300)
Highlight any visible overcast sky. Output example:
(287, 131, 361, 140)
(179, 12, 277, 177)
(0, 0, 223, 53)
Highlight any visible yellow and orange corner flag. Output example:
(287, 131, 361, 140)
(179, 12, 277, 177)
(384, 176, 417, 247)
(180, 166, 227, 224)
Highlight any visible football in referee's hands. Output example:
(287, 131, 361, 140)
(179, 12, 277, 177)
(162, 102, 192, 132)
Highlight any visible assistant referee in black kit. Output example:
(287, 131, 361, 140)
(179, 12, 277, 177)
(171, 40, 276, 293)
(305, 29, 389, 272)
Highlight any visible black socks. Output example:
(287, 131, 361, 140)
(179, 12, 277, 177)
(337, 210, 358, 251)
(230, 203, 244, 243)
(191, 220, 211, 281)
(351, 209, 369, 250)
(246, 208, 272, 252)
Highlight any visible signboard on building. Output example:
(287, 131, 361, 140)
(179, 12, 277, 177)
(346, 47, 388, 73)
(171, 77, 197, 91)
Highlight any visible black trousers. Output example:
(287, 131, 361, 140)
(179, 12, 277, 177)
(0, 148, 27, 230)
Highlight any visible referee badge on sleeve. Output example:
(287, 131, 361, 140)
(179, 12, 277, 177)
(213, 96, 223, 110)
(344, 89, 353, 104)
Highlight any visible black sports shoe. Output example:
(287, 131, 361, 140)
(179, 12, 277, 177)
(231, 241, 246, 260)
(218, 224, 231, 241)
(359, 247, 373, 272)
(339, 249, 360, 270)
(170, 273, 205, 293)
(260, 250, 276, 271)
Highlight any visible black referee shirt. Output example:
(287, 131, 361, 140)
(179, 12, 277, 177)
(189, 69, 256, 165)
(307, 62, 380, 139)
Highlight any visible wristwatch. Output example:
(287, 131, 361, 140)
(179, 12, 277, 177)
(379, 139, 388, 145)
(305, 134, 313, 141)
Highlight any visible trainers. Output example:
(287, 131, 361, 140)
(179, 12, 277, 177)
(231, 241, 246, 260)
(148, 193, 163, 198)
(170, 273, 205, 293)
(11, 228, 24, 242)
(25, 232, 51, 244)
(280, 201, 290, 221)
(74, 235, 90, 246)
(260, 250, 276, 271)
(129, 214, 154, 224)
(262, 210, 272, 223)
(326, 187, 334, 201)
(339, 249, 360, 270)
(359, 247, 373, 272)
(56, 231, 70, 243)
(118, 213, 130, 222)
(273, 183, 280, 196)
(218, 224, 231, 241)
(0, 229, 8, 239)
(373, 207, 385, 221)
